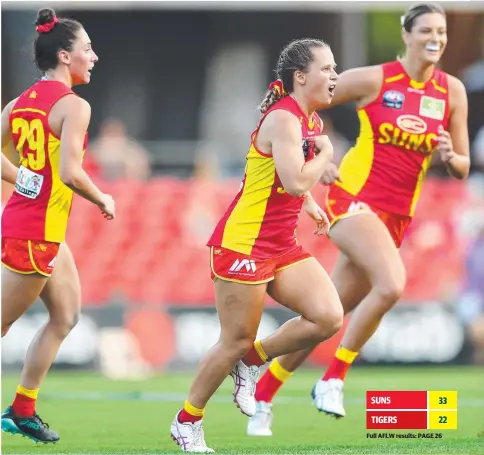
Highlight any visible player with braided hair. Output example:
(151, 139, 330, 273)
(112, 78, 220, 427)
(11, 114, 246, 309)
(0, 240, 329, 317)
(170, 38, 340, 452)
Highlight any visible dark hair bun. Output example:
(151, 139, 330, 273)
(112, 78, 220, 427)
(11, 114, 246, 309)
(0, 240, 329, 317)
(35, 8, 56, 26)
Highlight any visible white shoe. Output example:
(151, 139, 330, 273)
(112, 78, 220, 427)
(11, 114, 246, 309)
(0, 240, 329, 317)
(247, 401, 273, 436)
(230, 360, 260, 417)
(311, 378, 346, 418)
(170, 411, 214, 453)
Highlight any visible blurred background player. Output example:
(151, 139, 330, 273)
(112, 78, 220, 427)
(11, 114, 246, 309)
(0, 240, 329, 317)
(88, 117, 152, 181)
(248, 2, 470, 436)
(1, 8, 114, 443)
(170, 38, 343, 452)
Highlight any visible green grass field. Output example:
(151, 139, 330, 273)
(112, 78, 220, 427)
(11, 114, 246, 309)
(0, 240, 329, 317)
(1, 366, 483, 454)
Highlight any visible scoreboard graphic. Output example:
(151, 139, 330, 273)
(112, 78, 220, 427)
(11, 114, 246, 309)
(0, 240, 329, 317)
(366, 391, 458, 430)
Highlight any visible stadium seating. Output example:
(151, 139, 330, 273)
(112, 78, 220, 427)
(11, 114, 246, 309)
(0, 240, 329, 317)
(65, 177, 475, 307)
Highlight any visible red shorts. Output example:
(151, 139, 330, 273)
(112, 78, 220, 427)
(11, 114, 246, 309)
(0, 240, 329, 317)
(1, 237, 60, 277)
(325, 187, 412, 248)
(210, 245, 313, 284)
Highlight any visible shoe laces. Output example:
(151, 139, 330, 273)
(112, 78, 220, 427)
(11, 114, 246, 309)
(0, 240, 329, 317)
(246, 365, 260, 396)
(33, 413, 50, 429)
(327, 380, 344, 401)
(190, 421, 206, 448)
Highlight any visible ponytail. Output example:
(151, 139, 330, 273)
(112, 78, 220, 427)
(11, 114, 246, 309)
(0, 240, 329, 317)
(258, 79, 287, 114)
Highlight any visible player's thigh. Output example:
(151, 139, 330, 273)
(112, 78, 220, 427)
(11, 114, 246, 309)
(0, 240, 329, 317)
(331, 252, 371, 313)
(214, 278, 268, 343)
(1, 266, 47, 328)
(40, 243, 81, 321)
(1, 237, 52, 326)
(329, 213, 406, 292)
(268, 258, 342, 323)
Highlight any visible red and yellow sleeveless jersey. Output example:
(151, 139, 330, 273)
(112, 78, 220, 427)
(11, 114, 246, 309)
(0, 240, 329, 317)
(208, 96, 322, 259)
(2, 80, 88, 243)
(335, 60, 450, 217)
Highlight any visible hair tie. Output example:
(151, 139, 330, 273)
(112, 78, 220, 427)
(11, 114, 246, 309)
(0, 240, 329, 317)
(36, 16, 59, 34)
(269, 79, 286, 96)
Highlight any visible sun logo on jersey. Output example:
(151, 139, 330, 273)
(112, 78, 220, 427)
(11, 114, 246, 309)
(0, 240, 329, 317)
(378, 115, 437, 155)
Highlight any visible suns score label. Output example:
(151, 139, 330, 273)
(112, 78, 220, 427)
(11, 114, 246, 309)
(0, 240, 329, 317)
(366, 391, 427, 410)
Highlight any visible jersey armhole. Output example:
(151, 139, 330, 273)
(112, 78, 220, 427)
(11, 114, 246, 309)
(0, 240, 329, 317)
(251, 107, 296, 158)
(46, 91, 78, 141)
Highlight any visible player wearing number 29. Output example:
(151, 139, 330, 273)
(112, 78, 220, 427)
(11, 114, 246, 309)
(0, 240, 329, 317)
(1, 8, 114, 444)
(249, 2, 470, 437)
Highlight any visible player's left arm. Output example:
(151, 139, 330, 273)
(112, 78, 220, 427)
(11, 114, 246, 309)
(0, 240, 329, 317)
(439, 76, 470, 179)
(1, 99, 19, 185)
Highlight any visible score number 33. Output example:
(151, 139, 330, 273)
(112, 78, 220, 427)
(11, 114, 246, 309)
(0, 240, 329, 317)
(12, 118, 46, 171)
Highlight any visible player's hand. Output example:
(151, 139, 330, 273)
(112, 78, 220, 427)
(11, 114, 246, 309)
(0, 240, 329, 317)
(436, 125, 456, 164)
(99, 193, 115, 220)
(320, 162, 342, 185)
(303, 198, 330, 236)
(309, 134, 334, 159)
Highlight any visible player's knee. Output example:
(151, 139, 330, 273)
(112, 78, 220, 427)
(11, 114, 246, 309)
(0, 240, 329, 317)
(238, 337, 257, 358)
(62, 310, 80, 332)
(226, 338, 255, 359)
(374, 277, 406, 311)
(313, 304, 344, 341)
(322, 305, 344, 339)
(221, 328, 257, 358)
(50, 309, 80, 337)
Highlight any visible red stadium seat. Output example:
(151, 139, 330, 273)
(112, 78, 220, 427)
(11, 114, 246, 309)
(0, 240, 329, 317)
(64, 177, 475, 307)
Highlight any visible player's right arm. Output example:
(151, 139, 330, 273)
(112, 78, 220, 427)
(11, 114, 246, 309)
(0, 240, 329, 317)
(327, 65, 383, 109)
(58, 96, 115, 219)
(267, 110, 334, 197)
(1, 99, 19, 185)
(315, 65, 383, 185)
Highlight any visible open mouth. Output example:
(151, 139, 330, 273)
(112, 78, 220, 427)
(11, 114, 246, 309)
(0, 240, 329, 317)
(328, 84, 336, 95)
(425, 44, 441, 53)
